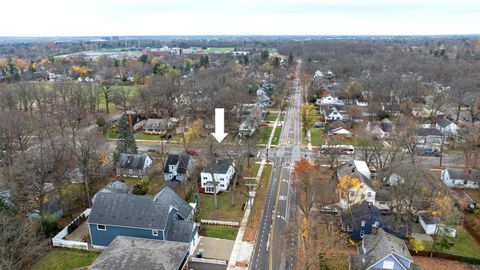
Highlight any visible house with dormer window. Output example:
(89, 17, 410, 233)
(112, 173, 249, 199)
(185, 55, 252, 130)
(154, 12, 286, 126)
(349, 228, 423, 270)
(87, 187, 199, 253)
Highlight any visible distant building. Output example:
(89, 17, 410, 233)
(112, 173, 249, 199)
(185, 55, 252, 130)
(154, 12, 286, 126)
(441, 168, 479, 189)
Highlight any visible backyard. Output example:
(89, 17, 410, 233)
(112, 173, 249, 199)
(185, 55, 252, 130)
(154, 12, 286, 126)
(201, 224, 238, 240)
(433, 226, 480, 259)
(31, 249, 98, 270)
(196, 191, 248, 222)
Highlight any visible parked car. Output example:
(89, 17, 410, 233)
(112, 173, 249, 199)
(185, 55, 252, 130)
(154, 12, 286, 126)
(313, 122, 323, 128)
(320, 205, 338, 214)
(248, 151, 258, 158)
(187, 148, 198, 156)
(147, 148, 158, 153)
(258, 122, 269, 127)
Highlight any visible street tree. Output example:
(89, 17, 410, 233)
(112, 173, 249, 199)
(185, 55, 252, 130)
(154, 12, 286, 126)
(116, 115, 137, 154)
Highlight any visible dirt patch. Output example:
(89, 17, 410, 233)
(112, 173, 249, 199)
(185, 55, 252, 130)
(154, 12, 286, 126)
(413, 256, 480, 270)
(450, 188, 476, 209)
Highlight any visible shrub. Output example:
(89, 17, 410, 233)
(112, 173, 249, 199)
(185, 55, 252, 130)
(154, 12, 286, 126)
(133, 180, 150, 195)
(96, 116, 106, 127)
(41, 216, 59, 237)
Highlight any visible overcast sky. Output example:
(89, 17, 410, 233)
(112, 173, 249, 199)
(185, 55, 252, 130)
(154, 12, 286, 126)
(1, 0, 479, 36)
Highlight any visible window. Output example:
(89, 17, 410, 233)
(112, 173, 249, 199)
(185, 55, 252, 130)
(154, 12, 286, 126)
(97, 224, 106, 231)
(220, 184, 225, 187)
(220, 178, 225, 181)
(360, 230, 365, 238)
(367, 192, 372, 198)
(128, 169, 133, 174)
(152, 229, 158, 236)
(374, 221, 380, 227)
(361, 194, 365, 200)
(203, 177, 208, 180)
(346, 226, 352, 232)
(361, 220, 366, 227)
(173, 214, 178, 220)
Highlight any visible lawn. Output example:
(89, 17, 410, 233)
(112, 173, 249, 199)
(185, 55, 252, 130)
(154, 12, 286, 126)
(271, 126, 282, 145)
(31, 249, 99, 270)
(259, 126, 273, 144)
(466, 189, 480, 202)
(435, 226, 480, 259)
(196, 191, 247, 222)
(302, 128, 325, 146)
(135, 133, 162, 141)
(206, 47, 235, 53)
(244, 164, 272, 241)
(202, 224, 238, 240)
(266, 113, 278, 122)
(243, 158, 261, 177)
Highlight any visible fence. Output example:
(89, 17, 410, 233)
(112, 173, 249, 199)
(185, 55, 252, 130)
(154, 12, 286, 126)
(200, 219, 239, 227)
(52, 208, 91, 250)
(190, 257, 227, 265)
(410, 250, 480, 265)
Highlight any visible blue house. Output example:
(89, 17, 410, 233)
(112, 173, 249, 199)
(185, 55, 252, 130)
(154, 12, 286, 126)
(341, 201, 381, 240)
(349, 228, 423, 270)
(88, 187, 199, 252)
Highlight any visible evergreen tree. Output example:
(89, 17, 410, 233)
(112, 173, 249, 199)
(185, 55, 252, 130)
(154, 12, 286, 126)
(116, 115, 137, 154)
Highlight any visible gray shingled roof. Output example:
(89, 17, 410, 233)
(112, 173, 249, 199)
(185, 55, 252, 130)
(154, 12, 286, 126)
(165, 220, 197, 243)
(89, 236, 189, 270)
(88, 187, 192, 230)
(202, 159, 233, 174)
(143, 118, 168, 131)
(350, 228, 413, 270)
(116, 153, 149, 170)
(417, 128, 443, 137)
(447, 168, 479, 182)
(438, 118, 453, 128)
(163, 153, 191, 174)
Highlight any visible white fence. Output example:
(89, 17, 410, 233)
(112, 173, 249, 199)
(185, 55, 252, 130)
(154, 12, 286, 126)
(200, 219, 239, 227)
(190, 257, 227, 265)
(52, 208, 91, 250)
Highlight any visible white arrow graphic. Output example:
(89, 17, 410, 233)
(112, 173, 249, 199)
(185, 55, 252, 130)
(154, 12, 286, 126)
(211, 108, 228, 143)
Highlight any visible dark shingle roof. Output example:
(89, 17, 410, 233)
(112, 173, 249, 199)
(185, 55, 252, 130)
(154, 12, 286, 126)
(116, 153, 149, 170)
(341, 201, 380, 227)
(202, 159, 233, 174)
(164, 153, 191, 174)
(417, 128, 443, 137)
(350, 228, 413, 270)
(447, 168, 478, 182)
(88, 236, 189, 270)
(166, 220, 197, 243)
(419, 213, 441, 224)
(88, 187, 192, 230)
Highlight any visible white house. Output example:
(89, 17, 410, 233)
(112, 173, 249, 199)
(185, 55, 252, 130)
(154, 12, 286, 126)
(316, 95, 344, 106)
(201, 160, 235, 194)
(313, 70, 324, 82)
(418, 213, 456, 237)
(440, 168, 479, 189)
(354, 98, 368, 107)
(324, 105, 348, 121)
(436, 119, 460, 136)
(330, 127, 353, 138)
(337, 160, 376, 209)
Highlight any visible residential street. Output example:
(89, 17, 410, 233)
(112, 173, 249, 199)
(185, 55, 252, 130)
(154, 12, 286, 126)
(250, 59, 306, 270)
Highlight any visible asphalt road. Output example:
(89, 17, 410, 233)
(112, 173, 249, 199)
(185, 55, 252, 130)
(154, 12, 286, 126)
(250, 59, 305, 270)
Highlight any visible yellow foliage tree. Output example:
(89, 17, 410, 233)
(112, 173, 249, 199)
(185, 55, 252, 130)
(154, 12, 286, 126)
(302, 217, 309, 239)
(0, 57, 8, 68)
(301, 104, 316, 137)
(409, 238, 425, 253)
(183, 119, 204, 146)
(336, 175, 361, 208)
(72, 65, 90, 77)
